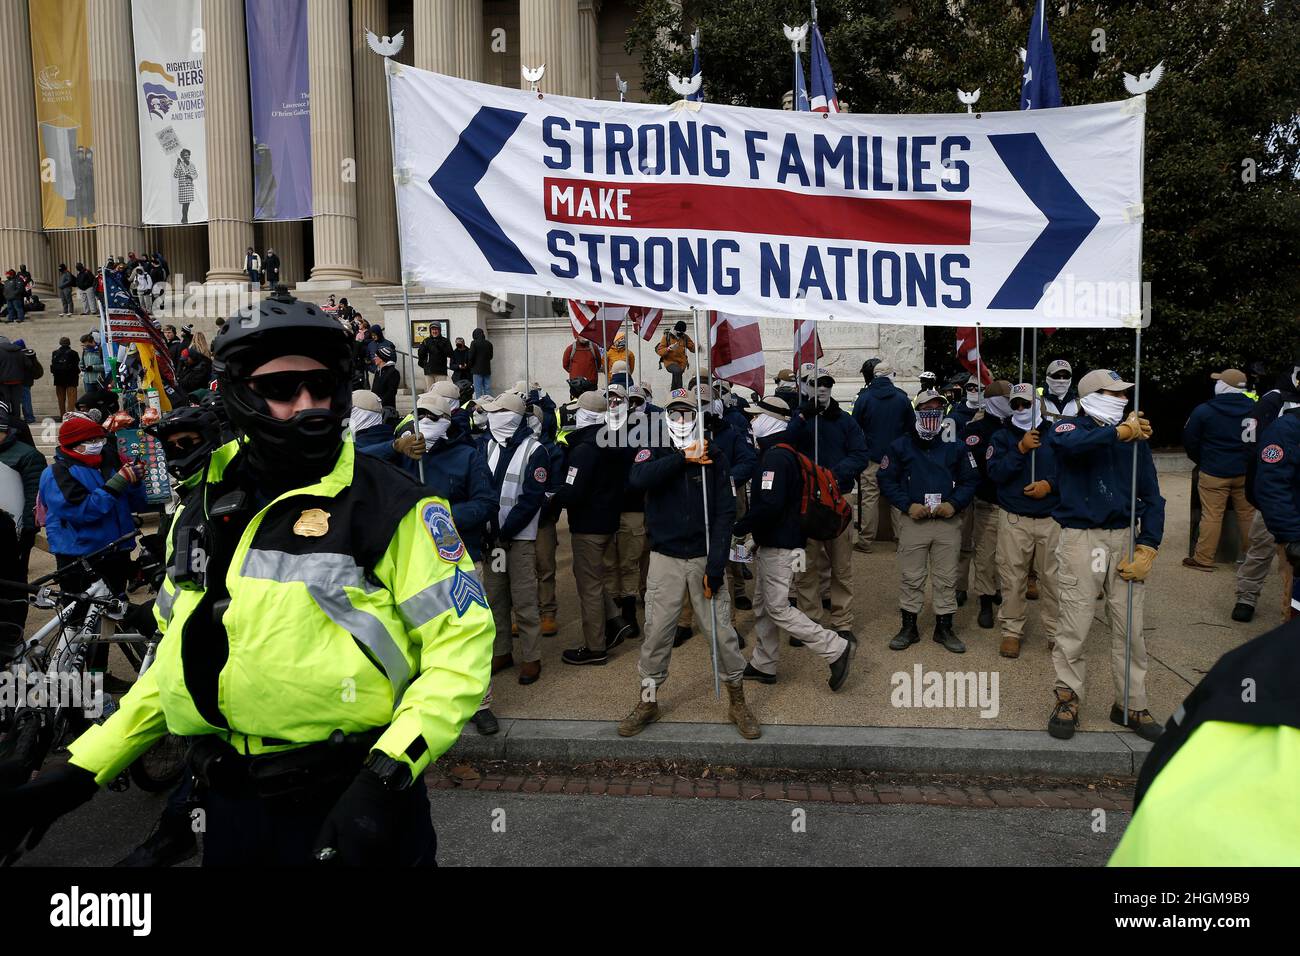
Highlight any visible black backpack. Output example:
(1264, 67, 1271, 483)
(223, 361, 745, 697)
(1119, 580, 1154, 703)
(51, 348, 79, 375)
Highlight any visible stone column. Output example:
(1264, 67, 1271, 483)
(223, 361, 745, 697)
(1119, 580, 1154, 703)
(0, 1, 51, 292)
(203, 0, 255, 284)
(577, 0, 600, 99)
(89, 0, 146, 271)
(304, 0, 361, 287)
(352, 0, 400, 285)
(414, 0, 483, 80)
(263, 221, 305, 286)
(520, 0, 581, 97)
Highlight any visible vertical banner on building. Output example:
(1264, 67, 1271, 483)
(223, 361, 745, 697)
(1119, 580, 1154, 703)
(132, 0, 208, 225)
(245, 0, 312, 220)
(28, 0, 96, 230)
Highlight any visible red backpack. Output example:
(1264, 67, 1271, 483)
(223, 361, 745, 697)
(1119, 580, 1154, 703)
(774, 444, 853, 541)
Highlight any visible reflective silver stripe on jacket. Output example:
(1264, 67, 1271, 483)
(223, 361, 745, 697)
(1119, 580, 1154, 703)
(240, 549, 413, 702)
(155, 580, 175, 623)
(397, 575, 458, 630)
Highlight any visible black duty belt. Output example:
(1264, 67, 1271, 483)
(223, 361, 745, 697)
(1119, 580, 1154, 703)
(188, 727, 385, 801)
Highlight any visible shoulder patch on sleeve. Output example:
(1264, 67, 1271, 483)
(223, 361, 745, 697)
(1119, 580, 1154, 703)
(1054, 423, 1076, 433)
(449, 565, 488, 616)
(879, 454, 889, 469)
(634, 448, 652, 463)
(964, 434, 979, 446)
(985, 445, 994, 460)
(533, 466, 549, 483)
(422, 501, 465, 562)
(1261, 443, 1284, 464)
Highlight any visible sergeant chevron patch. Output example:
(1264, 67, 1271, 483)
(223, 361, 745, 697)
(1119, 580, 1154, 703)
(450, 566, 488, 616)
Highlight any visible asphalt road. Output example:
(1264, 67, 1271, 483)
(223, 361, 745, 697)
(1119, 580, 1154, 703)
(18, 782, 1126, 867)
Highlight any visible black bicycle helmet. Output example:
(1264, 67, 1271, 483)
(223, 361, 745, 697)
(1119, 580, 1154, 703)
(146, 405, 221, 482)
(213, 285, 352, 480)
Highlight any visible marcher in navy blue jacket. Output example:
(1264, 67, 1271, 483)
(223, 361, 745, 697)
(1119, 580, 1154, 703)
(1253, 409, 1300, 547)
(956, 381, 1012, 625)
(1045, 369, 1164, 744)
(879, 389, 979, 654)
(1182, 369, 1256, 571)
(986, 385, 1061, 658)
(850, 363, 912, 553)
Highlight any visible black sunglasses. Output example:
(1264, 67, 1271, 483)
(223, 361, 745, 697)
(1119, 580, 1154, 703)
(245, 369, 339, 403)
(1047, 372, 1072, 380)
(164, 434, 206, 456)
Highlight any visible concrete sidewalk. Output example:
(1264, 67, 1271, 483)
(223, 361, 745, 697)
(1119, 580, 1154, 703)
(449, 717, 1152, 778)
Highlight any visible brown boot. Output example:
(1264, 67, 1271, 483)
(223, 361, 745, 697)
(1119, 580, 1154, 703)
(518, 660, 541, 685)
(617, 700, 660, 737)
(540, 613, 558, 637)
(491, 653, 514, 675)
(999, 634, 1021, 659)
(725, 680, 761, 739)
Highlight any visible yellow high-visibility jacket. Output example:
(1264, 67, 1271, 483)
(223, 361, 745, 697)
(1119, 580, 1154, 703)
(68, 438, 493, 785)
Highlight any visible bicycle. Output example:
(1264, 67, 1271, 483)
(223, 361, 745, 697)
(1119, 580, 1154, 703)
(0, 531, 186, 794)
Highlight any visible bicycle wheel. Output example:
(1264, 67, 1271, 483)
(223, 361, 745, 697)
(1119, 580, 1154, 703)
(129, 734, 188, 792)
(0, 709, 50, 788)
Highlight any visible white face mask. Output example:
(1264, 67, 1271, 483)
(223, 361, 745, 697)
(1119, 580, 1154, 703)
(606, 405, 628, 430)
(419, 418, 450, 444)
(79, 440, 105, 455)
(709, 399, 724, 417)
(751, 414, 786, 441)
(985, 396, 1012, 421)
(1080, 392, 1128, 426)
(1214, 380, 1243, 396)
(965, 390, 981, 408)
(529, 417, 542, 438)
(1011, 406, 1041, 432)
(575, 408, 605, 429)
(488, 411, 522, 444)
(1047, 377, 1070, 398)
(667, 416, 697, 449)
(349, 407, 384, 434)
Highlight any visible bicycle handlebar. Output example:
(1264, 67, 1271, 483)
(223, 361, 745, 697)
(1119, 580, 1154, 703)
(27, 531, 139, 588)
(0, 578, 118, 606)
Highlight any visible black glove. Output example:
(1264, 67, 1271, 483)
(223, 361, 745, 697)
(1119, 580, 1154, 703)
(0, 762, 98, 865)
(704, 572, 725, 596)
(312, 769, 407, 866)
(1286, 542, 1300, 576)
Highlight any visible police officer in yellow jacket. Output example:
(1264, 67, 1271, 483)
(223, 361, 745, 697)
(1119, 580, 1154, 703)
(0, 287, 493, 866)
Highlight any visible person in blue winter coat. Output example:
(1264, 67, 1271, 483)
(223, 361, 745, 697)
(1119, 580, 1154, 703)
(878, 389, 980, 655)
(850, 361, 913, 553)
(1251, 404, 1300, 613)
(349, 390, 399, 461)
(39, 414, 148, 675)
(479, 390, 552, 689)
(986, 383, 1060, 659)
(1046, 369, 1164, 744)
(787, 365, 868, 641)
(1182, 368, 1257, 571)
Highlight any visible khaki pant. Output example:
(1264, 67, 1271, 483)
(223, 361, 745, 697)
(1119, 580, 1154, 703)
(729, 490, 749, 599)
(1235, 510, 1275, 608)
(857, 461, 899, 548)
(571, 532, 620, 651)
(1193, 472, 1254, 566)
(750, 546, 847, 674)
(958, 500, 1001, 595)
(1277, 544, 1295, 624)
(604, 511, 646, 600)
(424, 372, 447, 389)
(996, 511, 1060, 641)
(897, 513, 962, 615)
(56, 384, 78, 418)
(796, 524, 854, 630)
(536, 518, 558, 617)
(486, 540, 542, 664)
(1053, 527, 1148, 710)
(640, 552, 745, 687)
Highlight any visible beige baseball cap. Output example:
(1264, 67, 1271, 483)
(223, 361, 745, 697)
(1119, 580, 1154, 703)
(577, 391, 608, 413)
(416, 393, 455, 417)
(351, 390, 382, 414)
(664, 388, 699, 411)
(1077, 369, 1134, 397)
(913, 388, 945, 408)
(478, 391, 526, 415)
(1211, 368, 1247, 388)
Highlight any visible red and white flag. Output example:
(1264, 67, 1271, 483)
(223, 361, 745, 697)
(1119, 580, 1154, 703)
(709, 311, 765, 396)
(793, 319, 823, 367)
(955, 326, 992, 385)
(628, 305, 663, 341)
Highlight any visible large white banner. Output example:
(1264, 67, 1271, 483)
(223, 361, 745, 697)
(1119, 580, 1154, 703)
(391, 64, 1146, 329)
(132, 0, 208, 225)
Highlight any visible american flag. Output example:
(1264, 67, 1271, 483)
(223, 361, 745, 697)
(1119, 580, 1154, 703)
(569, 300, 663, 346)
(104, 269, 175, 384)
(955, 327, 992, 385)
(794, 319, 823, 366)
(809, 22, 839, 114)
(709, 311, 765, 396)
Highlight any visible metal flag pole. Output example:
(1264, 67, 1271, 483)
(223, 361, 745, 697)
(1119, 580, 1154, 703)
(813, 321, 820, 466)
(1124, 326, 1142, 718)
(1030, 327, 1038, 482)
(1018, 328, 1025, 382)
(380, 53, 423, 484)
(691, 306, 722, 699)
(974, 323, 985, 403)
(523, 294, 529, 393)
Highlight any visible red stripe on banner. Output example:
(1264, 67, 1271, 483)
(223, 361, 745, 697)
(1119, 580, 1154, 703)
(543, 177, 971, 246)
